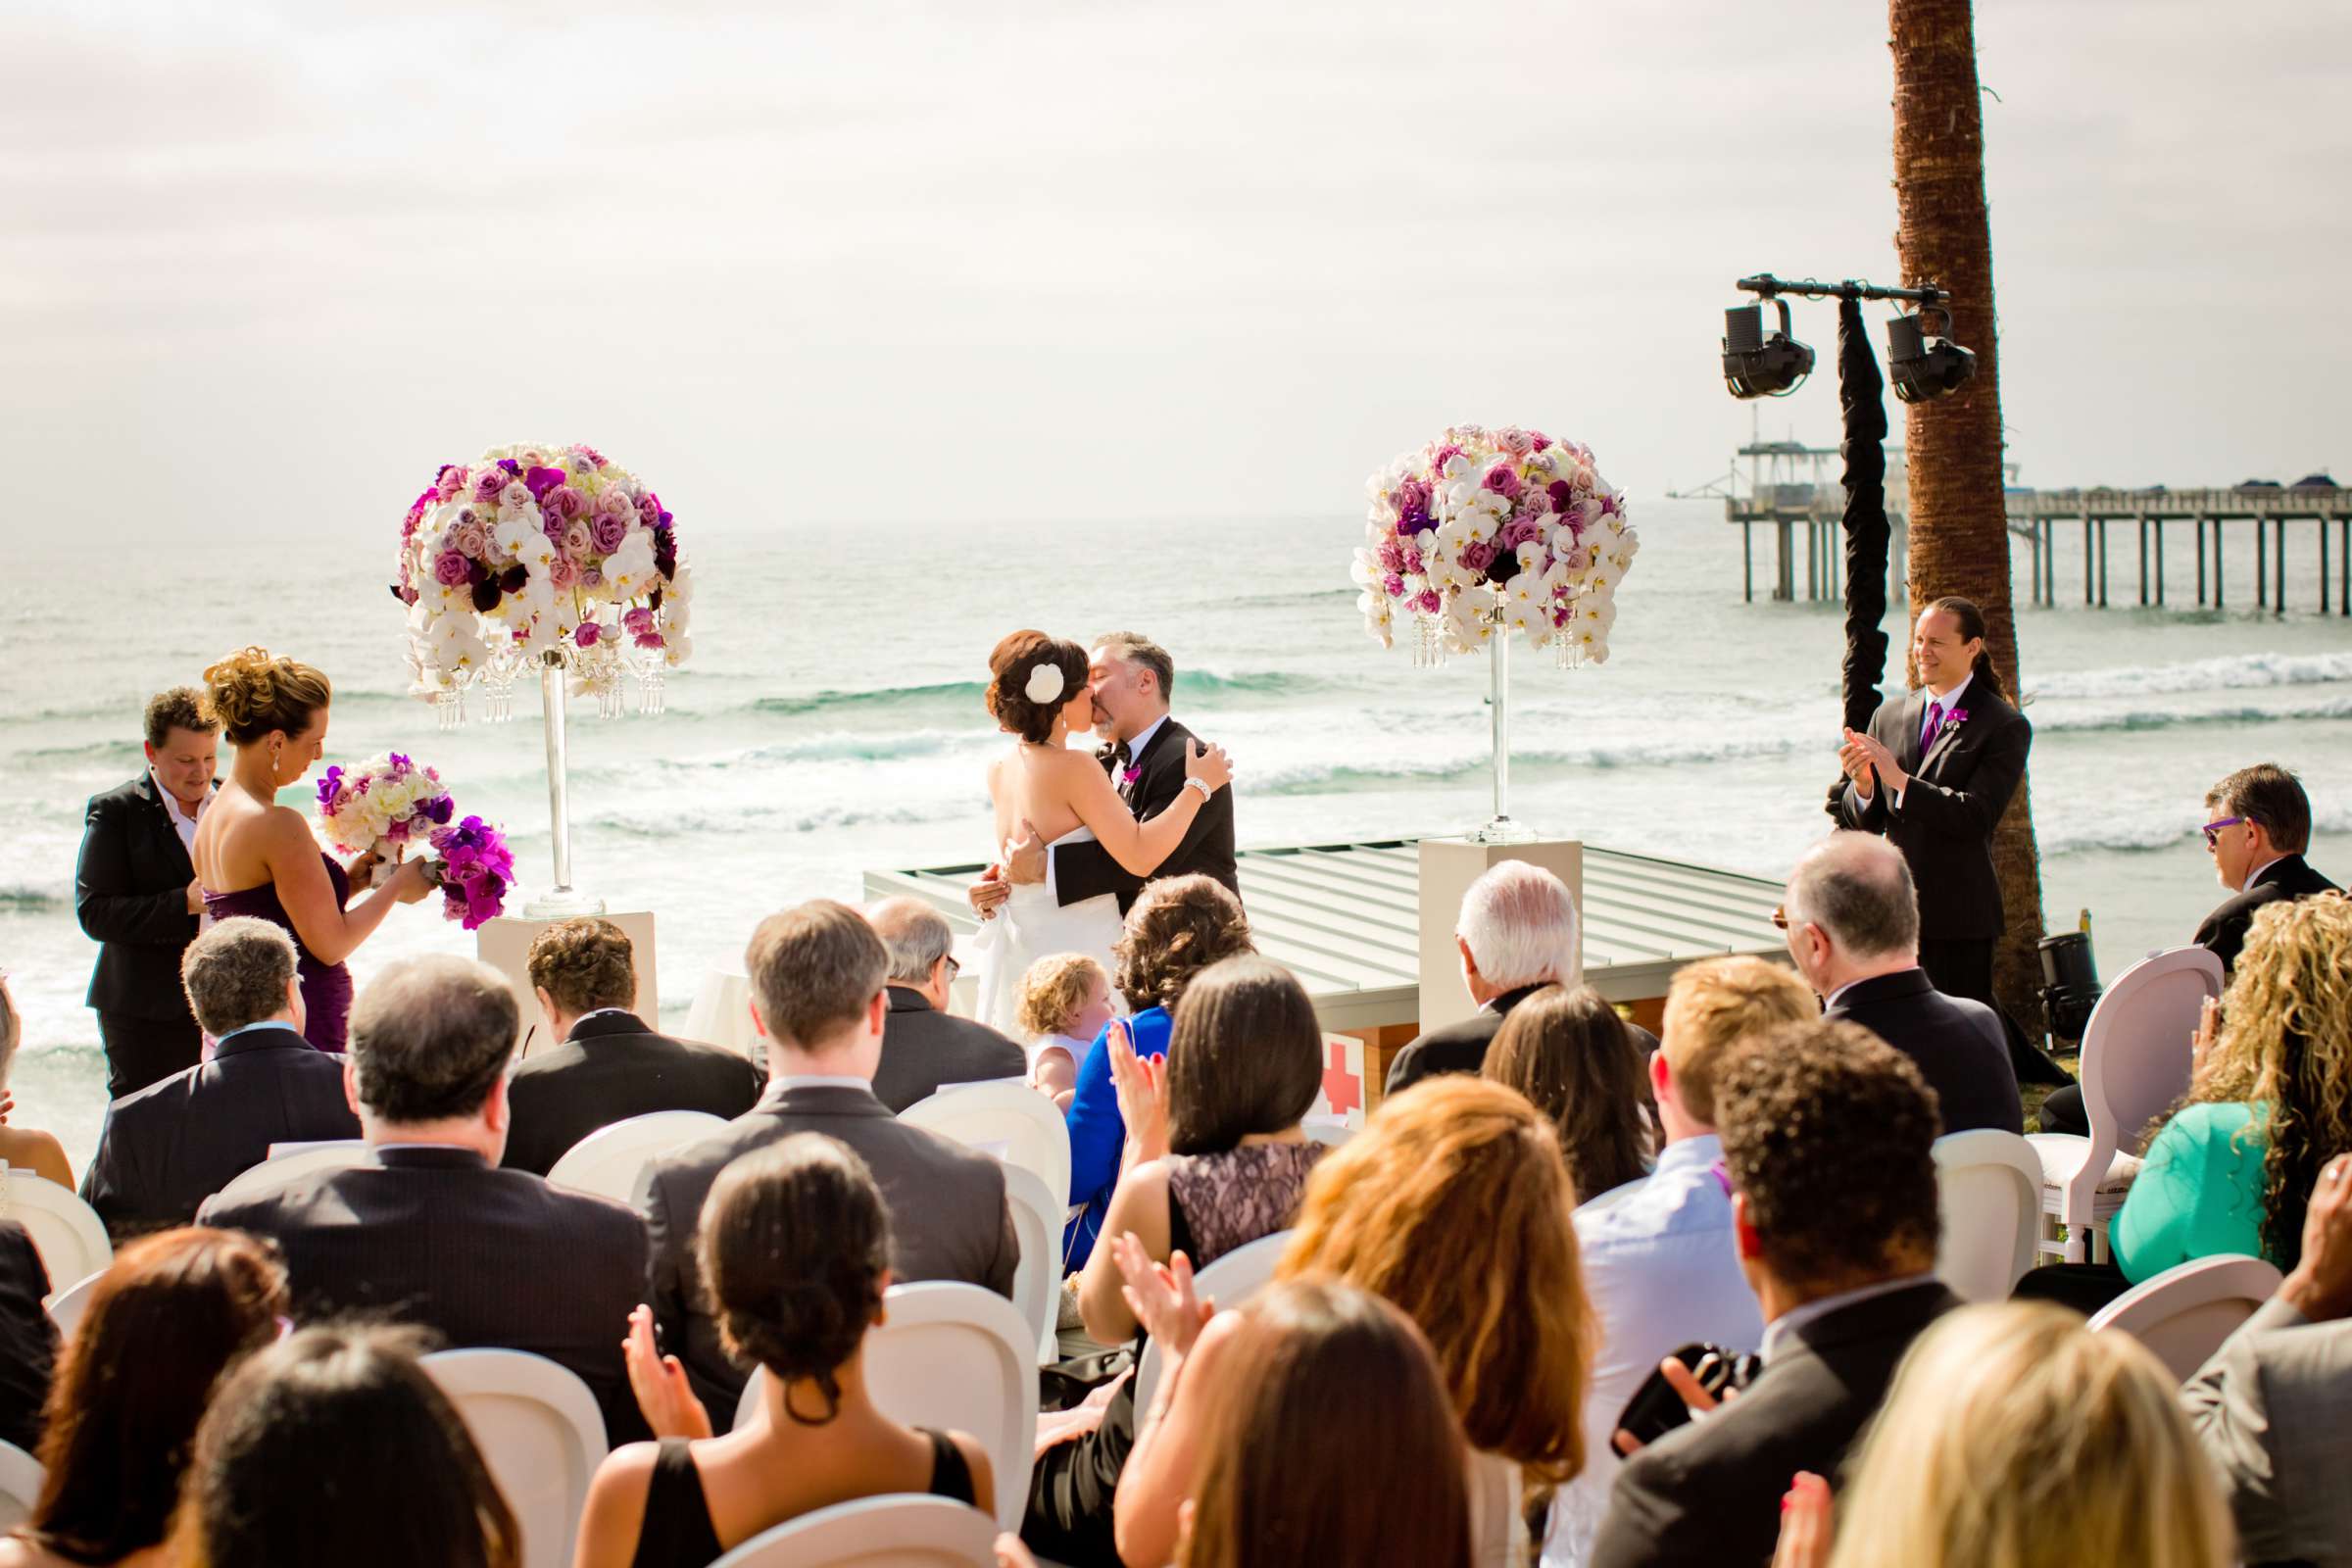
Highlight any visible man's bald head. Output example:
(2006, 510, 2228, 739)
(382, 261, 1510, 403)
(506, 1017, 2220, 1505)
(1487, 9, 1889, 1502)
(866, 897, 955, 987)
(1786, 832, 1920, 960)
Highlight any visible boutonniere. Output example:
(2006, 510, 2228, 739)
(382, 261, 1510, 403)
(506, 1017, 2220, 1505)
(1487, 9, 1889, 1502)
(1119, 765, 1142, 787)
(1947, 709, 1969, 727)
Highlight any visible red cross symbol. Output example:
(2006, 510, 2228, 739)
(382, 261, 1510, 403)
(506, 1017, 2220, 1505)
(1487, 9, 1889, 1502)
(1321, 1040, 1361, 1121)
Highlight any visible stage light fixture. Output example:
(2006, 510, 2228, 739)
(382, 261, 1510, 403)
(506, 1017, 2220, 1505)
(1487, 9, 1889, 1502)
(1886, 308, 1976, 403)
(1722, 298, 1815, 399)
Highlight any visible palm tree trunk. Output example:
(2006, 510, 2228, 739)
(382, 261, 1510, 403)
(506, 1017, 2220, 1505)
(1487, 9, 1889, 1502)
(1889, 0, 2050, 1038)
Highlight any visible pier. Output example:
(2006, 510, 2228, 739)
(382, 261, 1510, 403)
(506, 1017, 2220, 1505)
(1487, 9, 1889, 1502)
(2006, 485, 2351, 615)
(1699, 440, 1915, 606)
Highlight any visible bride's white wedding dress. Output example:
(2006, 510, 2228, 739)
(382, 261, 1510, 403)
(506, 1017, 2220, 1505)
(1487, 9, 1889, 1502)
(971, 824, 1125, 1039)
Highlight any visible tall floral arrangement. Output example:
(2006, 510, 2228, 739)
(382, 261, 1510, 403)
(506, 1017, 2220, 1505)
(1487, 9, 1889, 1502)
(316, 754, 515, 931)
(392, 442, 692, 695)
(1351, 424, 1637, 665)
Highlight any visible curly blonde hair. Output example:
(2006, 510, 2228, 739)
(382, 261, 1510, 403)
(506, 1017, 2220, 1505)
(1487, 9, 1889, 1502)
(200, 647, 330, 746)
(2180, 893, 2352, 1265)
(1016, 953, 1108, 1039)
(1277, 1077, 1591, 1488)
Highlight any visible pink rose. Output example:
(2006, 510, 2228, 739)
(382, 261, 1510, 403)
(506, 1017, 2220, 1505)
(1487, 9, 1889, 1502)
(1529, 433, 1552, 453)
(500, 480, 534, 512)
(561, 518, 594, 559)
(574, 621, 602, 648)
(633, 631, 664, 650)
(588, 512, 629, 555)
(581, 567, 604, 589)
(622, 606, 657, 636)
(451, 518, 491, 560)
(473, 470, 507, 505)
(432, 550, 470, 587)
(1496, 427, 1534, 457)
(436, 464, 468, 501)
(1483, 463, 1523, 500)
(545, 485, 586, 522)
(594, 486, 636, 522)
(549, 556, 580, 589)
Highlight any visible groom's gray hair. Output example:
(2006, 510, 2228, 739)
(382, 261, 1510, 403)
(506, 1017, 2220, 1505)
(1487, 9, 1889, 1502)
(867, 898, 956, 985)
(1456, 861, 1581, 992)
(1094, 632, 1174, 704)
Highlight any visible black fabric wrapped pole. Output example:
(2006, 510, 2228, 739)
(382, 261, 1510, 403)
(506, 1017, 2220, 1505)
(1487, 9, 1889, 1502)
(1826, 295, 1891, 815)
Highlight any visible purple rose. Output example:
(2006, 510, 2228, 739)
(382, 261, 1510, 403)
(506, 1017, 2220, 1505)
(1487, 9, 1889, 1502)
(1483, 463, 1523, 500)
(580, 567, 604, 589)
(524, 465, 567, 502)
(622, 606, 657, 636)
(1499, 517, 1542, 551)
(561, 518, 594, 559)
(1383, 572, 1405, 596)
(1431, 443, 1464, 475)
(574, 621, 602, 649)
(637, 493, 663, 529)
(1461, 540, 1498, 573)
(432, 550, 470, 587)
(633, 631, 664, 651)
(1411, 589, 1442, 614)
(588, 512, 629, 555)
(1530, 433, 1552, 453)
(436, 464, 468, 500)
(570, 444, 608, 468)
(545, 484, 586, 522)
(472, 470, 507, 505)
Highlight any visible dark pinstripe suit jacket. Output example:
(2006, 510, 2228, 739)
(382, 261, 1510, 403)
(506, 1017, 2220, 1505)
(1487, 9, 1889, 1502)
(639, 1081, 1019, 1423)
(199, 1144, 650, 1443)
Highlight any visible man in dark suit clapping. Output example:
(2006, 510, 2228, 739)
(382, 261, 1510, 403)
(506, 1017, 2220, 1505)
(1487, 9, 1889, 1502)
(970, 631, 1240, 921)
(640, 901, 1019, 1423)
(866, 898, 1025, 1112)
(501, 916, 763, 1176)
(75, 687, 220, 1097)
(82, 917, 359, 1238)
(1785, 833, 2022, 1137)
(200, 955, 651, 1443)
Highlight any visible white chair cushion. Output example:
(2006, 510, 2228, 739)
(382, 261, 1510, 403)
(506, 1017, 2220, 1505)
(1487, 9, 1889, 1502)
(2026, 1135, 2142, 1195)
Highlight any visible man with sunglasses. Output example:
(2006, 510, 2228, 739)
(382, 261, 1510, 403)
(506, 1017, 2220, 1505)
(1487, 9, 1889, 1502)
(2041, 762, 2335, 1137)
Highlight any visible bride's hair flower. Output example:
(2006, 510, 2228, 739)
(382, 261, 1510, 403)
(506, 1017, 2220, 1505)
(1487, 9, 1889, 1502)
(1025, 662, 1066, 703)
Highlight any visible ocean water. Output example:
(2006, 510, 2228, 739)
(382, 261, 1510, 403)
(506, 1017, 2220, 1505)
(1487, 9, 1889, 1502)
(9, 504, 2350, 1170)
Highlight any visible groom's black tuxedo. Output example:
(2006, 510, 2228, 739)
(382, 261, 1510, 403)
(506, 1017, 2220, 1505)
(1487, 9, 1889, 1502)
(1835, 681, 2031, 944)
(1052, 716, 1240, 915)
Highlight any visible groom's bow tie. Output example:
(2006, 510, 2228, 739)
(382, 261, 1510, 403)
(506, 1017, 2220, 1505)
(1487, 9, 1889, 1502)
(1102, 741, 1132, 768)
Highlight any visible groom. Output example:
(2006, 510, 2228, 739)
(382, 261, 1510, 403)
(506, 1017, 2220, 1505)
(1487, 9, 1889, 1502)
(970, 631, 1240, 920)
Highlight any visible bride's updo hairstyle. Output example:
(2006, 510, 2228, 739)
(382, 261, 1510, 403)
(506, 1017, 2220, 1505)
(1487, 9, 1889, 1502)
(698, 1133, 891, 1426)
(986, 630, 1089, 745)
(201, 647, 332, 746)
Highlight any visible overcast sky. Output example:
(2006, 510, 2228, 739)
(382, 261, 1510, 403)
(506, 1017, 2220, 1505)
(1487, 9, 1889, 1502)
(6, 0, 2347, 541)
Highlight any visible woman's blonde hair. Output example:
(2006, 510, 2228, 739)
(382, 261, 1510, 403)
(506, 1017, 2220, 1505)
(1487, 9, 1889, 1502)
(2180, 894, 2352, 1264)
(1016, 952, 1108, 1039)
(201, 646, 331, 746)
(1277, 1077, 1591, 1487)
(1827, 1302, 2232, 1568)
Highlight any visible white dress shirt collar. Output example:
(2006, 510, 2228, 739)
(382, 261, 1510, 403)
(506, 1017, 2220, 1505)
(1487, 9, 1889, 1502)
(1122, 712, 1171, 766)
(1920, 670, 1973, 719)
(771, 1074, 874, 1093)
(151, 768, 211, 848)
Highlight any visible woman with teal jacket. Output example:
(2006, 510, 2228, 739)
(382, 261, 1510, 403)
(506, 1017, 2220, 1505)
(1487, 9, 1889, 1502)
(2025, 894, 2352, 1307)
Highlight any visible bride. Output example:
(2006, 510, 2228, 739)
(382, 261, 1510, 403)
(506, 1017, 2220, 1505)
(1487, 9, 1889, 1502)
(971, 630, 1232, 1037)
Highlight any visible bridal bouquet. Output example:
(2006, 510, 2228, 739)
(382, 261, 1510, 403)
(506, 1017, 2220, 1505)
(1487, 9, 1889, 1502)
(1351, 424, 1637, 664)
(316, 754, 515, 930)
(391, 442, 693, 694)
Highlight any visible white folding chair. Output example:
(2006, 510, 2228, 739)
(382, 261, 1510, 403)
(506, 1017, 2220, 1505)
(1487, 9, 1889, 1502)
(1933, 1129, 2044, 1302)
(1133, 1229, 1293, 1415)
(212, 1140, 373, 1206)
(999, 1163, 1061, 1363)
(1467, 1451, 1527, 1568)
(545, 1111, 728, 1204)
(0, 1171, 110, 1301)
(0, 1440, 41, 1533)
(736, 1283, 1037, 1531)
(2088, 1253, 2282, 1382)
(421, 1348, 608, 1568)
(899, 1084, 1071, 1218)
(45, 1269, 104, 1341)
(2026, 947, 2224, 1263)
(709, 1494, 999, 1567)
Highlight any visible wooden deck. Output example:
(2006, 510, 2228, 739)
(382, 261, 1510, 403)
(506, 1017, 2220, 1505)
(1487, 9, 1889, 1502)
(864, 838, 1788, 1035)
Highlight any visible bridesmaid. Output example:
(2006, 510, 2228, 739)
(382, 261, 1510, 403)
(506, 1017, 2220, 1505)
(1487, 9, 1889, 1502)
(191, 647, 433, 1052)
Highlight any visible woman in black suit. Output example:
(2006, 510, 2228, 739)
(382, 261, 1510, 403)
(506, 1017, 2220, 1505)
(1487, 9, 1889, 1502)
(1834, 596, 2031, 1011)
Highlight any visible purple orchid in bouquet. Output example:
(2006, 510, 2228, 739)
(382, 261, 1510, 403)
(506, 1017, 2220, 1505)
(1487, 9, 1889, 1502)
(427, 814, 514, 931)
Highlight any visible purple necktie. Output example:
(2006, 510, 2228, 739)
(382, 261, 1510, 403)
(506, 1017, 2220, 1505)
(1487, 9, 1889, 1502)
(1920, 700, 1945, 750)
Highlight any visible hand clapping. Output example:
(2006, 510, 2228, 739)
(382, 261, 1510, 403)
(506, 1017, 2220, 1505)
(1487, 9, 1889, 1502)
(1106, 1019, 1170, 1163)
(1838, 727, 1903, 797)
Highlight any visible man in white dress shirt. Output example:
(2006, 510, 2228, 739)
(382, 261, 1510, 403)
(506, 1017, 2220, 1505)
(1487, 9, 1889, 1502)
(1543, 956, 1816, 1566)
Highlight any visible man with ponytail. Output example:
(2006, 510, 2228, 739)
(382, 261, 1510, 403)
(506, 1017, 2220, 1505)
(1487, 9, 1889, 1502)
(1834, 598, 2034, 1028)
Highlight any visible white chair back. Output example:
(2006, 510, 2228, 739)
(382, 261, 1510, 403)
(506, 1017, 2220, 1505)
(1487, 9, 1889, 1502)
(736, 1284, 1037, 1531)
(45, 1269, 104, 1341)
(0, 1440, 41, 1533)
(999, 1163, 1061, 1364)
(545, 1111, 728, 1203)
(709, 1494, 999, 1567)
(420, 1348, 608, 1568)
(899, 1084, 1071, 1216)
(0, 1171, 110, 1299)
(1467, 1451, 1526, 1568)
(1133, 1229, 1293, 1415)
(1933, 1130, 2043, 1302)
(2087, 1253, 2283, 1383)
(2082, 947, 2224, 1146)
(1301, 1118, 1355, 1149)
(212, 1140, 373, 1206)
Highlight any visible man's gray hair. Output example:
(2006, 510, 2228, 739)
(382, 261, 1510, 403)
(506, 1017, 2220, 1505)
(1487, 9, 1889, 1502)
(1093, 632, 1175, 704)
(181, 916, 300, 1037)
(1786, 832, 1921, 958)
(348, 956, 517, 1124)
(867, 898, 955, 985)
(1456, 860, 1580, 992)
